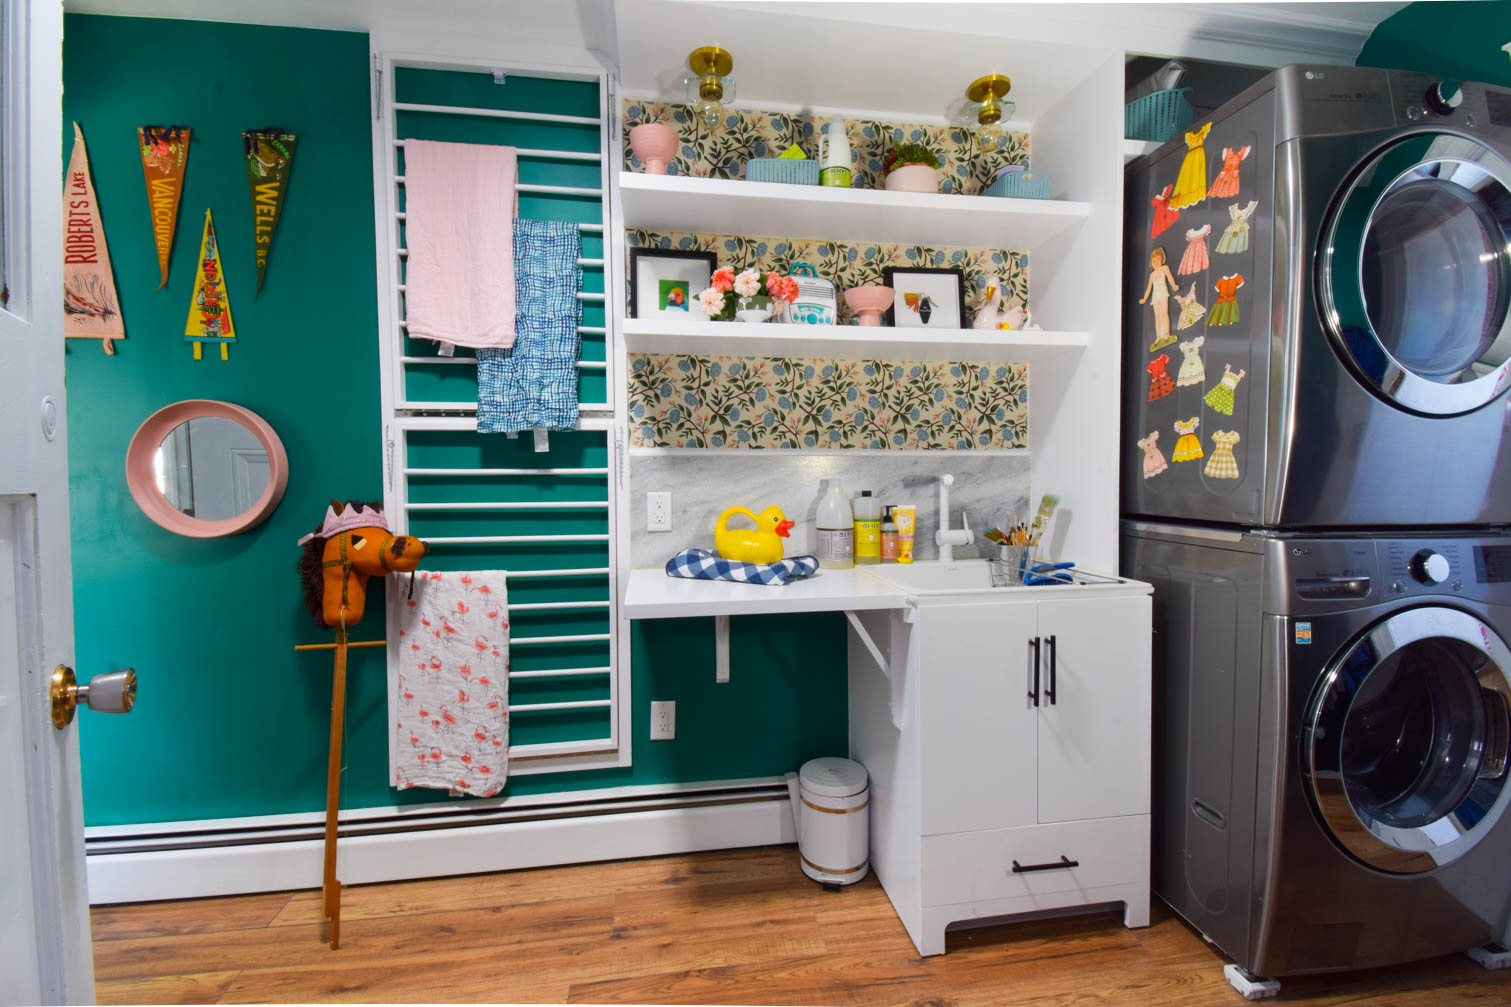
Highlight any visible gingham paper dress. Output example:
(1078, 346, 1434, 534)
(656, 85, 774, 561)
(1205, 430, 1241, 479)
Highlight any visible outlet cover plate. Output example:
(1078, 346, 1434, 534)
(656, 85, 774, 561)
(650, 700, 675, 740)
(647, 491, 672, 532)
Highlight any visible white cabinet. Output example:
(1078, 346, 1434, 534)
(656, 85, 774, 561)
(849, 583, 1152, 956)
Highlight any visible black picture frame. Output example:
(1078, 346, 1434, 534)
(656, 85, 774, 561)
(882, 266, 967, 329)
(628, 247, 718, 319)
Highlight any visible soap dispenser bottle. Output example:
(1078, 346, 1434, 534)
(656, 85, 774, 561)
(853, 490, 882, 565)
(818, 116, 852, 188)
(816, 481, 854, 569)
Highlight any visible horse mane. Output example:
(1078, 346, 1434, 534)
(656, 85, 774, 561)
(297, 500, 384, 629)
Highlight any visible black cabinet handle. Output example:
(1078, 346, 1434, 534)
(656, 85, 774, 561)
(1045, 634, 1057, 706)
(1011, 855, 1079, 874)
(1028, 636, 1041, 706)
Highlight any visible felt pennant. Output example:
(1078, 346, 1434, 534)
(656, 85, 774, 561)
(242, 128, 298, 294)
(62, 123, 124, 355)
(185, 209, 234, 360)
(138, 126, 190, 289)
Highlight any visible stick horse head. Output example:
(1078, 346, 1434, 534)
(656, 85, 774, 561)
(298, 500, 426, 631)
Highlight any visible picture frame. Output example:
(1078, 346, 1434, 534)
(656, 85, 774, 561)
(882, 267, 967, 329)
(629, 247, 718, 319)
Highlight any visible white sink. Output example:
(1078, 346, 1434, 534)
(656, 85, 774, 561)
(860, 560, 996, 595)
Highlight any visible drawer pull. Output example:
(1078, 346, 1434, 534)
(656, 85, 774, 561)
(1011, 855, 1079, 874)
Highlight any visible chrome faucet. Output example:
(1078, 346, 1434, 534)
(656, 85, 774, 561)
(935, 473, 975, 561)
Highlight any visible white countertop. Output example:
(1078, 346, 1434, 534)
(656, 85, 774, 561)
(622, 566, 911, 620)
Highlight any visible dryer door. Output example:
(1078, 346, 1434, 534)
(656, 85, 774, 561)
(1320, 132, 1511, 416)
(1305, 606, 1511, 874)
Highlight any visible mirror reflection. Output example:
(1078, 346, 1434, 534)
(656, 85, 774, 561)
(153, 416, 270, 521)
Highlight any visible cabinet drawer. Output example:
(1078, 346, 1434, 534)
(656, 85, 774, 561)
(921, 815, 1148, 907)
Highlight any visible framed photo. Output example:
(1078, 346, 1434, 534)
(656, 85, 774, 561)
(629, 248, 718, 319)
(882, 267, 966, 329)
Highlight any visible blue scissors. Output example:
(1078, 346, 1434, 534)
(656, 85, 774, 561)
(1024, 561, 1075, 586)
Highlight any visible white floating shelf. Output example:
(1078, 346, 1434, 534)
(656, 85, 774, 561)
(623, 318, 1087, 363)
(619, 173, 1090, 249)
(1122, 139, 1165, 164)
(623, 567, 908, 620)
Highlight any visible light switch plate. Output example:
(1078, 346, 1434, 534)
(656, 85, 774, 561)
(647, 491, 672, 532)
(650, 700, 675, 740)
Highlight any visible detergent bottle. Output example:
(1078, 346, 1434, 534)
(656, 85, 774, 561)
(818, 116, 852, 188)
(853, 490, 882, 565)
(816, 480, 854, 569)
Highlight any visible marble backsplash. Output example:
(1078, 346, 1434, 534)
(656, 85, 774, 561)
(628, 452, 1031, 568)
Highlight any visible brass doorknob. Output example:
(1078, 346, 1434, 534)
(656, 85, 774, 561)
(50, 666, 137, 729)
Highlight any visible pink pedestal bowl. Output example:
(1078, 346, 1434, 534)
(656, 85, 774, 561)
(629, 123, 679, 175)
(885, 164, 940, 192)
(845, 285, 894, 326)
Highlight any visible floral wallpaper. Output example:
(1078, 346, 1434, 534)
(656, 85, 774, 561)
(629, 354, 1029, 450)
(628, 229, 1027, 327)
(622, 100, 1030, 195)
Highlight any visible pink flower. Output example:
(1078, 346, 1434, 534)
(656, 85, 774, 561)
(696, 287, 726, 317)
(733, 269, 761, 297)
(711, 267, 735, 293)
(768, 275, 799, 303)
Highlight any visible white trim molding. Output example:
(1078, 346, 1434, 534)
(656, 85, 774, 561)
(85, 779, 795, 904)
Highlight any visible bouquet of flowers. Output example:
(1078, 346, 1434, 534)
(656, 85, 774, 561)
(696, 267, 801, 322)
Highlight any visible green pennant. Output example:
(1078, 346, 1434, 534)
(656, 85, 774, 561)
(242, 128, 298, 294)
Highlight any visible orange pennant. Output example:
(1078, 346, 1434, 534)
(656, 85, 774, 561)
(138, 125, 190, 289)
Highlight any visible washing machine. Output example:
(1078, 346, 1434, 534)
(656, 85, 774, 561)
(1123, 522, 1511, 978)
(1123, 65, 1511, 530)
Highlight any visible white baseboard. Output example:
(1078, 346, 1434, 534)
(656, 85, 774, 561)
(87, 784, 796, 904)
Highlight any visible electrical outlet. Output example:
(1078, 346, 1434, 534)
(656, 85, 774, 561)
(650, 700, 675, 740)
(647, 491, 672, 532)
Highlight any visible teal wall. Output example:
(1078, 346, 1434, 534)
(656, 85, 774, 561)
(66, 15, 848, 827)
(1356, 1, 1511, 86)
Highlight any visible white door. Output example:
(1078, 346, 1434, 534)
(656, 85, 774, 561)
(1036, 596, 1153, 824)
(919, 601, 1039, 835)
(0, 1, 94, 1002)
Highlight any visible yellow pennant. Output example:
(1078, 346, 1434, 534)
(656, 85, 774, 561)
(185, 209, 234, 360)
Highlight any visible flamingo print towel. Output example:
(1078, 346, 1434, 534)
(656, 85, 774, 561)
(392, 571, 509, 796)
(402, 139, 519, 349)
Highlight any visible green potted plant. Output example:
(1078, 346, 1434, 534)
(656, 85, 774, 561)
(884, 142, 942, 193)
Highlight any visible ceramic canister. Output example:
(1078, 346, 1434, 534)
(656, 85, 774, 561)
(795, 757, 870, 885)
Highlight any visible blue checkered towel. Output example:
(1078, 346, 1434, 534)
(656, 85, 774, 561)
(477, 220, 583, 433)
(665, 549, 820, 586)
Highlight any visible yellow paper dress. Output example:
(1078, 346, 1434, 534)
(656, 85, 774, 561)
(1169, 122, 1212, 210)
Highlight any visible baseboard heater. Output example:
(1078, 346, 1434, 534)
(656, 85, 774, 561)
(85, 779, 795, 904)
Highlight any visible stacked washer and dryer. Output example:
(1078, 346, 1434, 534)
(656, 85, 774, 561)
(1121, 65, 1511, 990)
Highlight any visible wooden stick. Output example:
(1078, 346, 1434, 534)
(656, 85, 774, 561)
(294, 639, 386, 652)
(321, 628, 349, 950)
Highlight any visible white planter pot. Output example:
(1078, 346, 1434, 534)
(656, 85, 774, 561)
(885, 164, 940, 193)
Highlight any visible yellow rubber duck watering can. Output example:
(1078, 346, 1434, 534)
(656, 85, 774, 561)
(715, 505, 794, 565)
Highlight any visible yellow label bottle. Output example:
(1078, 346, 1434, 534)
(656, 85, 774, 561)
(853, 490, 882, 565)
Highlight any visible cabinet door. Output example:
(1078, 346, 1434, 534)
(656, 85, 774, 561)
(1035, 596, 1152, 824)
(919, 601, 1040, 835)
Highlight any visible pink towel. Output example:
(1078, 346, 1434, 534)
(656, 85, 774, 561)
(403, 139, 519, 349)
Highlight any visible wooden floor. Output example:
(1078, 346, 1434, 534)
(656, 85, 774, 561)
(92, 846, 1511, 1005)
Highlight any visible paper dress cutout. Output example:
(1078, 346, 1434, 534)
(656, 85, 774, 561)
(1208, 145, 1251, 199)
(1215, 200, 1259, 255)
(1148, 353, 1175, 401)
(1208, 274, 1244, 327)
(1138, 431, 1168, 479)
(62, 123, 124, 355)
(1203, 363, 1247, 415)
(1175, 282, 1205, 331)
(1151, 184, 1180, 239)
(1176, 336, 1206, 386)
(1205, 430, 1241, 479)
(185, 209, 234, 360)
(1172, 416, 1203, 462)
(1141, 247, 1180, 352)
(138, 125, 190, 289)
(1178, 224, 1211, 276)
(243, 128, 298, 294)
(1169, 122, 1212, 210)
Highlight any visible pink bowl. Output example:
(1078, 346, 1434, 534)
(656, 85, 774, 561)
(844, 284, 894, 326)
(629, 123, 679, 175)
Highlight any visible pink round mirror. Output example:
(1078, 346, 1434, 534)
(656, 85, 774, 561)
(125, 400, 289, 538)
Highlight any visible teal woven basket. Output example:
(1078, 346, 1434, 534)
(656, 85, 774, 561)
(746, 158, 820, 185)
(984, 169, 1051, 200)
(1125, 88, 1194, 143)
